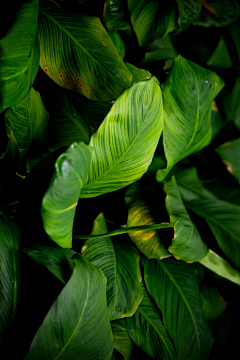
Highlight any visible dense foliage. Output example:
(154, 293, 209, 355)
(1, 0, 240, 359)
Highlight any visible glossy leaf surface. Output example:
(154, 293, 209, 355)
(0, 0, 39, 112)
(156, 55, 224, 182)
(38, 1, 132, 101)
(81, 213, 143, 320)
(80, 78, 163, 198)
(164, 176, 208, 262)
(41, 142, 92, 248)
(25, 254, 114, 360)
(142, 257, 214, 360)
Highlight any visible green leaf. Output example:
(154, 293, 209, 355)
(108, 31, 126, 59)
(111, 321, 135, 360)
(193, 0, 240, 28)
(25, 244, 75, 284)
(200, 284, 227, 321)
(206, 37, 232, 68)
(80, 78, 163, 198)
(216, 138, 240, 183)
(124, 62, 152, 84)
(119, 282, 177, 360)
(0, 0, 39, 112)
(25, 254, 114, 360)
(223, 78, 240, 128)
(0, 212, 22, 345)
(5, 88, 49, 171)
(164, 176, 208, 262)
(104, 0, 132, 32)
(81, 213, 143, 320)
(142, 257, 214, 360)
(41, 142, 92, 248)
(156, 55, 224, 182)
(174, 0, 202, 34)
(141, 35, 177, 65)
(186, 199, 240, 269)
(127, 0, 177, 46)
(125, 192, 171, 259)
(38, 1, 132, 101)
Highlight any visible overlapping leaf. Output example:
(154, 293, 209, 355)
(200, 284, 227, 321)
(104, 0, 132, 32)
(38, 1, 132, 101)
(142, 257, 214, 360)
(80, 78, 163, 198)
(5, 87, 49, 170)
(81, 213, 143, 320)
(216, 138, 240, 183)
(0, 212, 22, 345)
(164, 176, 208, 262)
(109, 31, 126, 59)
(119, 282, 177, 360)
(25, 254, 114, 360)
(125, 62, 152, 84)
(127, 0, 177, 46)
(111, 320, 135, 360)
(174, 0, 202, 34)
(41, 142, 92, 248)
(156, 55, 224, 182)
(0, 0, 39, 112)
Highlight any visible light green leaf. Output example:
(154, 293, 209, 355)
(0, 212, 22, 345)
(164, 176, 208, 262)
(25, 244, 75, 284)
(200, 284, 227, 321)
(81, 213, 143, 320)
(111, 321, 135, 360)
(80, 78, 163, 198)
(156, 55, 224, 182)
(119, 282, 177, 360)
(186, 199, 240, 269)
(128, 0, 177, 46)
(5, 88, 49, 171)
(38, 1, 132, 101)
(108, 31, 126, 59)
(0, 0, 39, 112)
(216, 138, 240, 183)
(142, 257, 214, 360)
(174, 0, 202, 34)
(25, 254, 114, 360)
(125, 62, 152, 84)
(41, 142, 92, 248)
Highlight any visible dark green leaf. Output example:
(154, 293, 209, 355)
(119, 282, 177, 360)
(25, 254, 114, 360)
(41, 142, 92, 248)
(111, 320, 135, 360)
(81, 213, 143, 320)
(142, 257, 214, 360)
(206, 37, 232, 68)
(141, 35, 177, 65)
(156, 55, 224, 182)
(174, 0, 202, 34)
(108, 31, 126, 59)
(200, 284, 227, 321)
(216, 138, 240, 182)
(128, 0, 177, 46)
(0, 212, 22, 345)
(223, 78, 240, 128)
(164, 176, 208, 262)
(25, 244, 75, 284)
(0, 0, 39, 112)
(38, 1, 132, 101)
(104, 0, 132, 32)
(80, 78, 163, 198)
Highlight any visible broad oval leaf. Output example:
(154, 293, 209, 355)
(156, 55, 224, 182)
(111, 320, 135, 360)
(80, 78, 164, 198)
(41, 142, 92, 248)
(216, 138, 240, 183)
(164, 176, 209, 262)
(38, 1, 132, 101)
(0, 212, 22, 345)
(186, 198, 240, 269)
(25, 254, 114, 360)
(5, 87, 49, 171)
(127, 0, 177, 47)
(81, 213, 143, 320)
(25, 244, 75, 284)
(119, 282, 177, 360)
(0, 0, 39, 112)
(142, 257, 214, 360)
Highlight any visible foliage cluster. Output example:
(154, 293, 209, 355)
(1, 0, 240, 359)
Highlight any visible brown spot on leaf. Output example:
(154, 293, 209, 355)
(101, 41, 105, 46)
(59, 74, 63, 78)
(45, 68, 48, 72)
